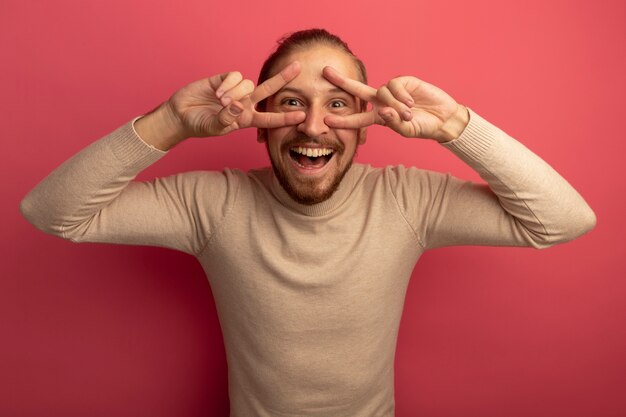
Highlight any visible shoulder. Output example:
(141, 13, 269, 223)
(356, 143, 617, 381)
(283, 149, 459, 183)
(155, 168, 255, 208)
(166, 168, 249, 188)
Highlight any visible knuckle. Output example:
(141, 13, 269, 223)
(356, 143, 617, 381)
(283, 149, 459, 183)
(242, 79, 255, 93)
(218, 110, 234, 126)
(260, 82, 273, 95)
(209, 76, 221, 89)
(376, 86, 389, 100)
(388, 80, 405, 96)
(218, 115, 230, 127)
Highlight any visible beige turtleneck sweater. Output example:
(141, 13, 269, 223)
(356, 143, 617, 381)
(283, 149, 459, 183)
(20, 108, 596, 416)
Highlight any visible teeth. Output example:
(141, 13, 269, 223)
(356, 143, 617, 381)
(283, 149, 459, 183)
(293, 147, 333, 157)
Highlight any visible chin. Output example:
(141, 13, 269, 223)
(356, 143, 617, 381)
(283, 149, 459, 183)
(271, 159, 353, 206)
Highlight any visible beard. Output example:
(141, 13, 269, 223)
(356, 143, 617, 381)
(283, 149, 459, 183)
(266, 135, 356, 206)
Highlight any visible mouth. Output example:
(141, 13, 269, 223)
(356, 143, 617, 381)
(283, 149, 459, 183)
(288, 146, 335, 172)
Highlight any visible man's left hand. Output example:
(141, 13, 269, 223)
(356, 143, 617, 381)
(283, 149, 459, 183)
(322, 66, 469, 143)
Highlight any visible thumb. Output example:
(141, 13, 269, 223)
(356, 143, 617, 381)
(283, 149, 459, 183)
(378, 108, 404, 132)
(216, 102, 244, 129)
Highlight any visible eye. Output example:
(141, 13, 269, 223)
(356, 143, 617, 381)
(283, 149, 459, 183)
(281, 98, 302, 107)
(330, 100, 346, 108)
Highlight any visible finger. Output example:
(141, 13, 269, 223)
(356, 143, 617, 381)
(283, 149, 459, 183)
(214, 71, 243, 98)
(377, 86, 413, 122)
(220, 79, 255, 106)
(215, 101, 244, 129)
(387, 78, 415, 107)
(250, 61, 301, 104)
(252, 110, 306, 128)
(378, 107, 415, 136)
(324, 111, 376, 129)
(322, 66, 377, 102)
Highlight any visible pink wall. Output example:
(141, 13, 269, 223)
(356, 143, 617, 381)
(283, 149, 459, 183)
(3, 0, 625, 416)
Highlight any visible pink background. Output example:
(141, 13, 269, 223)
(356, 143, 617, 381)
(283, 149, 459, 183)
(2, 0, 625, 416)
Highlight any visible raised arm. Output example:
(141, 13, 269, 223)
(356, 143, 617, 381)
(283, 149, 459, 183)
(20, 63, 306, 254)
(322, 67, 596, 249)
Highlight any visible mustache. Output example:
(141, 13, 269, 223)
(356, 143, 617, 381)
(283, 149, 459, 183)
(281, 134, 346, 153)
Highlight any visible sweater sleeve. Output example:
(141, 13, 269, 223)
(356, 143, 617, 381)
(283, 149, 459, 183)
(20, 119, 238, 256)
(388, 108, 596, 250)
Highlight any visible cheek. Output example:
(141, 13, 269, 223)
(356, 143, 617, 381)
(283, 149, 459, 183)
(334, 129, 360, 151)
(267, 127, 291, 153)
(267, 126, 286, 141)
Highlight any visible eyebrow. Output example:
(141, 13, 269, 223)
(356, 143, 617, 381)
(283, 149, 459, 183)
(276, 86, 350, 96)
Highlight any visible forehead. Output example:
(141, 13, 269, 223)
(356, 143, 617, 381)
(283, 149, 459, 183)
(273, 44, 360, 90)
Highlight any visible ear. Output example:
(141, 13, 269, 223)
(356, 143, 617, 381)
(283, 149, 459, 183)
(257, 128, 267, 143)
(358, 127, 367, 145)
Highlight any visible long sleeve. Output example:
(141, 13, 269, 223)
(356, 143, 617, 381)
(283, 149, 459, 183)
(20, 119, 238, 256)
(388, 108, 596, 250)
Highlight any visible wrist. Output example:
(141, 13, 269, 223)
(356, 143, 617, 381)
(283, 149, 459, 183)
(433, 104, 470, 143)
(134, 102, 188, 151)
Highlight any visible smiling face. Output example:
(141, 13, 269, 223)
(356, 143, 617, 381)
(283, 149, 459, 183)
(259, 44, 366, 205)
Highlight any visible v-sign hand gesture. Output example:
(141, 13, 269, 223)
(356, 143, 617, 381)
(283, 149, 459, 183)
(167, 61, 307, 139)
(322, 66, 469, 143)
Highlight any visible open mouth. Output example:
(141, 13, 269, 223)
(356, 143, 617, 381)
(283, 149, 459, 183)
(288, 146, 335, 170)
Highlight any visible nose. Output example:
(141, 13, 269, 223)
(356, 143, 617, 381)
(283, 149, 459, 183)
(296, 106, 329, 138)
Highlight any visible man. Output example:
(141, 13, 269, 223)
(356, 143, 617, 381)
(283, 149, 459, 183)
(20, 29, 596, 416)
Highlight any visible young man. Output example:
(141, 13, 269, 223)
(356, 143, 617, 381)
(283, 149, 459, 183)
(21, 29, 596, 416)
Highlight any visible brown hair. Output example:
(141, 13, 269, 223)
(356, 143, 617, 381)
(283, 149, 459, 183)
(256, 28, 367, 110)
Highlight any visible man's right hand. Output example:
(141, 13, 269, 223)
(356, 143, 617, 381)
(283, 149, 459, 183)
(135, 61, 306, 151)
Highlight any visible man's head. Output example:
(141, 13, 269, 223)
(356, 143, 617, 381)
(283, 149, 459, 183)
(257, 29, 368, 205)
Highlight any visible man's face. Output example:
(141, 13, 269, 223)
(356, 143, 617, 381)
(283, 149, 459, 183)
(259, 45, 366, 205)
